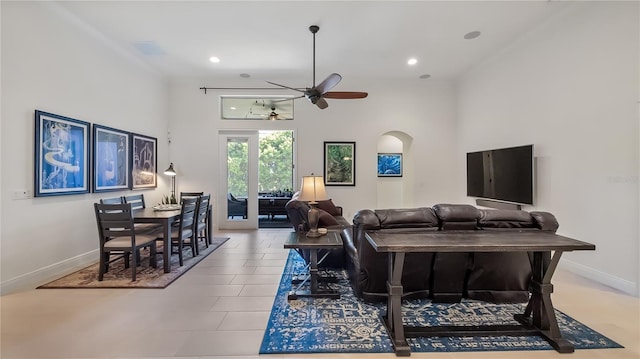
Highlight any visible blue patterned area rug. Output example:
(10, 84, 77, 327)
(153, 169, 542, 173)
(260, 251, 623, 354)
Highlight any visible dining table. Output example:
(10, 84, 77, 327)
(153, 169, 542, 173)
(132, 207, 181, 273)
(132, 204, 213, 273)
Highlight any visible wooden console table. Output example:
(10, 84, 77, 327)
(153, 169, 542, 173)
(365, 230, 596, 356)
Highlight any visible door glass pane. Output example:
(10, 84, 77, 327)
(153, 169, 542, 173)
(227, 138, 248, 220)
(259, 130, 293, 196)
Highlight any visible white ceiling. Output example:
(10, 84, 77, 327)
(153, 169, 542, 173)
(55, 1, 569, 86)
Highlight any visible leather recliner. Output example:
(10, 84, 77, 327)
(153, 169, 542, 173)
(348, 204, 560, 304)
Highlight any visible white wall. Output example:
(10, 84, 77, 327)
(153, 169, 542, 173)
(168, 77, 459, 226)
(457, 2, 639, 295)
(0, 2, 169, 293)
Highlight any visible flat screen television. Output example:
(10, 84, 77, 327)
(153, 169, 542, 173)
(466, 144, 534, 205)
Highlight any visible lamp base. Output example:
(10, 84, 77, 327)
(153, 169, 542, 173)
(306, 228, 323, 238)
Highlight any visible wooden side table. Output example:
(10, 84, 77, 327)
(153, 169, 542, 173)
(284, 231, 343, 300)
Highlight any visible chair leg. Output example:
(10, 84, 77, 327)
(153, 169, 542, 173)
(99, 252, 107, 281)
(177, 240, 184, 266)
(150, 243, 157, 269)
(130, 251, 137, 282)
(202, 228, 209, 248)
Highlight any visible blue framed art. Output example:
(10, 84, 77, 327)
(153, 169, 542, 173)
(377, 153, 402, 177)
(131, 133, 157, 189)
(34, 110, 90, 197)
(93, 124, 130, 192)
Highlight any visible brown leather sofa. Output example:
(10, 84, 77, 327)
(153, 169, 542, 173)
(285, 192, 351, 268)
(348, 204, 560, 303)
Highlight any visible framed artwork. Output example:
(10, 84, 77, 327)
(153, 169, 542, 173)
(93, 125, 130, 192)
(34, 110, 91, 197)
(324, 141, 356, 186)
(131, 133, 157, 189)
(377, 153, 403, 177)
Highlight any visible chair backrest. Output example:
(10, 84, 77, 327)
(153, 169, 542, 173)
(124, 194, 146, 210)
(196, 194, 211, 225)
(178, 197, 198, 238)
(100, 196, 124, 204)
(94, 203, 135, 247)
(181, 192, 203, 202)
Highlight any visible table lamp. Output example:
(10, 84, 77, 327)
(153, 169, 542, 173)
(297, 174, 328, 237)
(164, 163, 177, 201)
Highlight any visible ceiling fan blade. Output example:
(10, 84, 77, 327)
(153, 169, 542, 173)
(314, 73, 342, 94)
(324, 91, 368, 99)
(273, 95, 304, 103)
(315, 97, 329, 109)
(266, 81, 305, 93)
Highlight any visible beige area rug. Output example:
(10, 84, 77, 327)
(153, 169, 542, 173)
(38, 237, 229, 289)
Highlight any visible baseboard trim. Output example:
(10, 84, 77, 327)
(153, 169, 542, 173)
(0, 250, 98, 295)
(559, 258, 638, 296)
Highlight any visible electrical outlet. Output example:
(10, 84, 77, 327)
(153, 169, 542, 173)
(13, 190, 32, 200)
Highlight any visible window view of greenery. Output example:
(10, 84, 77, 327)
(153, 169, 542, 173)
(226, 131, 293, 198)
(227, 139, 248, 197)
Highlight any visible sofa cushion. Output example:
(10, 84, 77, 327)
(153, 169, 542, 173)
(432, 204, 481, 221)
(374, 208, 438, 229)
(316, 199, 342, 216)
(317, 208, 339, 226)
(432, 204, 481, 230)
(478, 209, 535, 229)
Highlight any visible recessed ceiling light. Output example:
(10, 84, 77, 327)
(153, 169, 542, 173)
(229, 106, 237, 110)
(239, 73, 250, 78)
(407, 58, 418, 65)
(209, 56, 220, 63)
(464, 31, 481, 40)
(419, 74, 431, 79)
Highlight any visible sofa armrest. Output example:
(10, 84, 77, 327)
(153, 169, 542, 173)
(353, 209, 381, 229)
(530, 211, 559, 232)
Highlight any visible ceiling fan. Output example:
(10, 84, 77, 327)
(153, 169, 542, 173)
(247, 100, 291, 120)
(266, 25, 368, 109)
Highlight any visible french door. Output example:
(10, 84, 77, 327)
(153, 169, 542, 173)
(219, 130, 259, 229)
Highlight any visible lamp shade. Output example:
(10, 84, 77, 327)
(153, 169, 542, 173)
(164, 163, 177, 176)
(298, 175, 327, 203)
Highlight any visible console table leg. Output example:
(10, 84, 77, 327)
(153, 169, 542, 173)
(385, 252, 410, 356)
(515, 251, 574, 353)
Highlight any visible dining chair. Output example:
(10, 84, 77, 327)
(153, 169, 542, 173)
(180, 191, 203, 202)
(100, 196, 124, 204)
(194, 194, 211, 252)
(170, 197, 198, 266)
(124, 194, 162, 233)
(94, 203, 157, 281)
(124, 194, 147, 209)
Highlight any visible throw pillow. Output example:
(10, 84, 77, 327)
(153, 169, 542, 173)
(316, 199, 341, 216)
(317, 208, 339, 226)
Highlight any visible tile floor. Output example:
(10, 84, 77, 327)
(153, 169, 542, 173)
(1, 228, 639, 358)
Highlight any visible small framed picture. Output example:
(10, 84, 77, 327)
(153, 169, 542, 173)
(131, 133, 157, 189)
(377, 153, 403, 177)
(324, 141, 356, 186)
(34, 110, 90, 197)
(93, 125, 130, 192)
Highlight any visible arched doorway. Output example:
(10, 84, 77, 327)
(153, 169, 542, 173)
(377, 131, 413, 208)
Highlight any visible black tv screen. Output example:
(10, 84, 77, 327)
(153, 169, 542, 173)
(466, 145, 534, 205)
